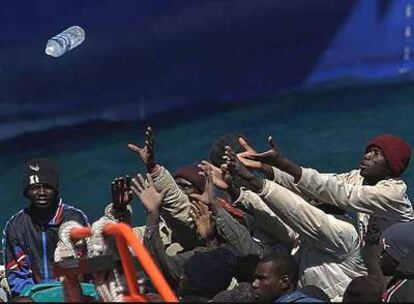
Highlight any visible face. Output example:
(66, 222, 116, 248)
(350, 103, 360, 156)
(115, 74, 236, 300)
(252, 261, 287, 302)
(175, 177, 200, 196)
(379, 250, 399, 276)
(26, 183, 58, 209)
(359, 146, 391, 181)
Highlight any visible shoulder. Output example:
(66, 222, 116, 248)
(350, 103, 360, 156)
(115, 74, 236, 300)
(62, 203, 90, 225)
(3, 209, 28, 234)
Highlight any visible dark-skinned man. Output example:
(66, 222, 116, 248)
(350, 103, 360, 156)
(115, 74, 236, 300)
(223, 146, 367, 301)
(238, 134, 413, 284)
(2, 158, 89, 297)
(379, 221, 414, 302)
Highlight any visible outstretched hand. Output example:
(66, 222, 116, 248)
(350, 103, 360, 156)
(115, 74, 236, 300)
(128, 126, 156, 172)
(237, 137, 263, 170)
(188, 165, 215, 205)
(111, 175, 133, 210)
(131, 173, 168, 214)
(198, 160, 229, 190)
(224, 145, 264, 192)
(238, 136, 283, 167)
(190, 200, 216, 240)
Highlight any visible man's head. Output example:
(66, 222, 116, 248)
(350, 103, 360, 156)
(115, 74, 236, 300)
(252, 253, 298, 302)
(174, 165, 206, 196)
(23, 158, 59, 209)
(379, 221, 414, 277)
(178, 247, 238, 298)
(342, 275, 384, 303)
(360, 134, 411, 182)
(209, 133, 249, 167)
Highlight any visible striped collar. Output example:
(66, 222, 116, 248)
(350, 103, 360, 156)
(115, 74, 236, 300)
(49, 199, 64, 226)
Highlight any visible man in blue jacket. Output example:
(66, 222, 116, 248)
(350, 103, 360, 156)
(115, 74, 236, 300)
(2, 158, 89, 297)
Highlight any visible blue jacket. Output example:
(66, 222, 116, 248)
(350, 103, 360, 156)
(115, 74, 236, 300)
(2, 200, 89, 296)
(275, 290, 325, 303)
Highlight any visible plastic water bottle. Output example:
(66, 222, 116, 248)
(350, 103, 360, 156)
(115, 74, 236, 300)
(45, 26, 85, 57)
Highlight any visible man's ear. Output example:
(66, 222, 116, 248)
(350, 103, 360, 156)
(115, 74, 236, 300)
(280, 274, 292, 291)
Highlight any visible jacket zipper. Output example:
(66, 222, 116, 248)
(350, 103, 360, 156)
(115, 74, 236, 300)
(41, 231, 49, 281)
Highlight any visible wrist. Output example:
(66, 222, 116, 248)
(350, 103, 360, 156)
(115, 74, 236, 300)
(247, 175, 264, 193)
(262, 164, 274, 180)
(147, 208, 160, 216)
(146, 160, 156, 173)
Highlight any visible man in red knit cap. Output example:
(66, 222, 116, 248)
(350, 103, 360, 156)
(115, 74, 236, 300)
(238, 134, 414, 285)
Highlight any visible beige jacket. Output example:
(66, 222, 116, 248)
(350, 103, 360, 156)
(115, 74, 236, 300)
(273, 167, 414, 243)
(258, 179, 367, 302)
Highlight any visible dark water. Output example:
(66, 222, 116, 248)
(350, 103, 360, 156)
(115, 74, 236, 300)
(1, 82, 414, 229)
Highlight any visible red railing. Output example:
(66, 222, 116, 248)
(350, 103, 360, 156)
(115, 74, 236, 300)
(70, 223, 178, 302)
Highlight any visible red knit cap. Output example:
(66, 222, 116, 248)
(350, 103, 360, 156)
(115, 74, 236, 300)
(366, 134, 411, 178)
(174, 165, 206, 193)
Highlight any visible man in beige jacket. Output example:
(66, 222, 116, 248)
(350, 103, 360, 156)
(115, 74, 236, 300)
(222, 147, 367, 301)
(238, 134, 413, 281)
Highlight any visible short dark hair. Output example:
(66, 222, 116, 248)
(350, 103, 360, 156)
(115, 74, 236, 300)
(259, 253, 299, 288)
(342, 275, 385, 303)
(209, 133, 249, 167)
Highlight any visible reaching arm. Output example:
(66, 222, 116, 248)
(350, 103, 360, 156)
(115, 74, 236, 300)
(260, 179, 360, 255)
(297, 168, 414, 221)
(214, 206, 263, 257)
(225, 145, 359, 255)
(234, 188, 296, 248)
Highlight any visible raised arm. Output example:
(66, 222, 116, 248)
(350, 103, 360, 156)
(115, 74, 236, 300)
(189, 166, 263, 257)
(296, 167, 414, 221)
(131, 174, 182, 284)
(128, 126, 198, 247)
(225, 146, 360, 255)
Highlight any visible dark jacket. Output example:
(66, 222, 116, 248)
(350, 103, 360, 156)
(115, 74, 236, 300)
(275, 290, 324, 303)
(2, 199, 89, 296)
(382, 278, 414, 302)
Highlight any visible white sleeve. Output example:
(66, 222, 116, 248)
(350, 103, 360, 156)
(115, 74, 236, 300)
(297, 168, 414, 221)
(234, 188, 297, 245)
(260, 179, 360, 255)
(151, 165, 193, 227)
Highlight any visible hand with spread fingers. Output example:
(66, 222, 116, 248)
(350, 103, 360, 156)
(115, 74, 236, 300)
(111, 175, 133, 211)
(224, 145, 264, 193)
(237, 137, 263, 169)
(198, 160, 229, 190)
(237, 136, 283, 168)
(190, 200, 216, 241)
(131, 173, 168, 214)
(127, 126, 156, 172)
(188, 165, 215, 206)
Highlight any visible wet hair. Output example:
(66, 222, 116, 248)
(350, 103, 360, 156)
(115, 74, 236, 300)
(342, 275, 385, 303)
(183, 247, 238, 298)
(259, 253, 299, 288)
(234, 254, 260, 282)
(209, 133, 249, 167)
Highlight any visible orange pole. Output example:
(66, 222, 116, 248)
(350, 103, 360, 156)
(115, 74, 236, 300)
(103, 223, 178, 302)
(70, 223, 178, 302)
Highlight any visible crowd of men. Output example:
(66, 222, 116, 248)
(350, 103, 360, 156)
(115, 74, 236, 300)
(2, 126, 414, 302)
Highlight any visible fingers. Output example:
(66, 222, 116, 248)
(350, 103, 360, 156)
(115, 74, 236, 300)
(131, 174, 146, 193)
(145, 126, 154, 149)
(190, 203, 201, 219)
(268, 136, 277, 149)
(188, 192, 202, 202)
(239, 137, 256, 153)
(127, 143, 143, 153)
(195, 200, 209, 215)
(111, 181, 117, 203)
